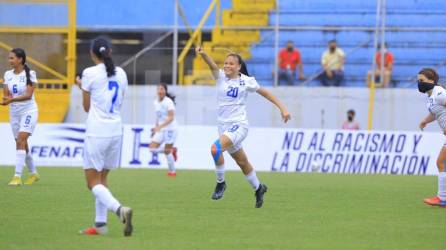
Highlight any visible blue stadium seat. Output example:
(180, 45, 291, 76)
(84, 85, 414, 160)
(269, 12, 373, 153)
(247, 0, 446, 87)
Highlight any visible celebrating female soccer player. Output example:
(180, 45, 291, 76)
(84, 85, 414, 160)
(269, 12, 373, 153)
(418, 68, 446, 207)
(196, 46, 291, 208)
(1, 48, 39, 186)
(149, 83, 178, 176)
(75, 38, 133, 236)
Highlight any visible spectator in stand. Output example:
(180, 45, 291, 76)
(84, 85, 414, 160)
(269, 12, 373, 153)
(342, 109, 360, 130)
(320, 40, 345, 87)
(367, 43, 394, 88)
(277, 41, 304, 85)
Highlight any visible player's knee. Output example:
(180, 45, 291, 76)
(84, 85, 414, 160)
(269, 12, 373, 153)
(211, 144, 217, 156)
(16, 138, 26, 149)
(211, 140, 222, 163)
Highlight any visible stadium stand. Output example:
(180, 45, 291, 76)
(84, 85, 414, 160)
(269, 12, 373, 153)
(248, 0, 446, 87)
(184, 0, 276, 85)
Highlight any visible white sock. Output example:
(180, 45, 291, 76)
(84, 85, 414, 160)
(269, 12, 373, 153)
(149, 147, 165, 153)
(26, 153, 37, 174)
(166, 153, 175, 172)
(95, 198, 108, 224)
(245, 170, 260, 190)
(91, 184, 121, 213)
(14, 150, 26, 177)
(215, 164, 225, 183)
(438, 172, 446, 200)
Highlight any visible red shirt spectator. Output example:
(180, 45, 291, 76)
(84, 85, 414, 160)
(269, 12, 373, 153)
(279, 48, 301, 70)
(376, 51, 394, 69)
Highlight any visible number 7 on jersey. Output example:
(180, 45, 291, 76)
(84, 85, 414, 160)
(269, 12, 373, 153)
(108, 81, 119, 113)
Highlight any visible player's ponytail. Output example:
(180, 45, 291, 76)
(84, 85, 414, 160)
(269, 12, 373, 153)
(227, 53, 250, 77)
(159, 83, 176, 105)
(23, 63, 32, 86)
(10, 48, 33, 86)
(91, 37, 116, 77)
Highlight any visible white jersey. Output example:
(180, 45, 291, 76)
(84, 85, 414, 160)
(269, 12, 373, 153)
(3, 69, 38, 115)
(154, 96, 177, 130)
(216, 69, 260, 124)
(427, 85, 446, 130)
(81, 63, 128, 137)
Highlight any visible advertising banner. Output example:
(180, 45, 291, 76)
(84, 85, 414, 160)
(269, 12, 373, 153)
(0, 123, 442, 175)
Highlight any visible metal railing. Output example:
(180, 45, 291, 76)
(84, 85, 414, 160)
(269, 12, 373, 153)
(176, 0, 221, 85)
(0, 0, 76, 86)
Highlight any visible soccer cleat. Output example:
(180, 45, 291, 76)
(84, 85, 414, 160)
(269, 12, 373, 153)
(167, 172, 177, 177)
(172, 147, 178, 162)
(24, 173, 40, 185)
(8, 176, 22, 186)
(211, 181, 226, 200)
(119, 206, 133, 237)
(79, 226, 108, 235)
(255, 184, 268, 208)
(423, 196, 446, 207)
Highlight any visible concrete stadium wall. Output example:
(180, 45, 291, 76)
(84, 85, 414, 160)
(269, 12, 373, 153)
(67, 86, 434, 132)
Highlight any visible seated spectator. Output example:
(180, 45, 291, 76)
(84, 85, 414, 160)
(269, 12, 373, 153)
(367, 43, 394, 88)
(319, 40, 345, 87)
(342, 109, 360, 130)
(277, 41, 304, 85)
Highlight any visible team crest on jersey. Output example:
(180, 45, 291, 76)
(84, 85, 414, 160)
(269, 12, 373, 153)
(239, 79, 245, 86)
(19, 76, 25, 82)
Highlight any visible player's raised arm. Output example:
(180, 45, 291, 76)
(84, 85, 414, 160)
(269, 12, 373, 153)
(195, 46, 219, 79)
(256, 87, 291, 123)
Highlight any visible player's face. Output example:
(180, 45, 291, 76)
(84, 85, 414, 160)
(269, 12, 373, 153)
(157, 85, 166, 100)
(417, 74, 434, 84)
(8, 52, 21, 68)
(223, 56, 241, 76)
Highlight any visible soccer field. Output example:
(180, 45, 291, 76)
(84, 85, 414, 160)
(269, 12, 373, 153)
(0, 167, 443, 250)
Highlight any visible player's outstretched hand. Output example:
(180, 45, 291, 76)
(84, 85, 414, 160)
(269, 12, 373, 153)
(419, 121, 427, 131)
(281, 110, 291, 123)
(195, 46, 204, 55)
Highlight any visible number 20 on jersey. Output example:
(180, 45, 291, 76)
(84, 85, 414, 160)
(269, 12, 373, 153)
(226, 86, 239, 98)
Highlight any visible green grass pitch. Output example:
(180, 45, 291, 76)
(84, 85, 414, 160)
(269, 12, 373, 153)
(0, 167, 444, 250)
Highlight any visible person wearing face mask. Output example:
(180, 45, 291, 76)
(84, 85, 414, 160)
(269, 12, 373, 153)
(342, 109, 360, 130)
(319, 40, 345, 87)
(366, 43, 394, 88)
(417, 68, 446, 207)
(277, 41, 305, 85)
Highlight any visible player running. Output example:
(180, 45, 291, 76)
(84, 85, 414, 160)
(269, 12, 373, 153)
(75, 38, 133, 236)
(196, 46, 291, 208)
(1, 48, 40, 186)
(418, 68, 446, 207)
(149, 83, 178, 177)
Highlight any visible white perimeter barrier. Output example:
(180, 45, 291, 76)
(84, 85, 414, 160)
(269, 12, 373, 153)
(0, 123, 442, 175)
